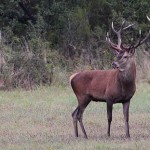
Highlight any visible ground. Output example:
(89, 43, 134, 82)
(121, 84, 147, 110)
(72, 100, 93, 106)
(0, 83, 150, 150)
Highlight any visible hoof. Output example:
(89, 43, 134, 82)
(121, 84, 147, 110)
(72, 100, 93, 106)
(84, 135, 88, 139)
(125, 135, 130, 139)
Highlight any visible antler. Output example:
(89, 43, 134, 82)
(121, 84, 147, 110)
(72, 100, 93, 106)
(106, 21, 134, 52)
(131, 16, 150, 49)
(107, 17, 150, 54)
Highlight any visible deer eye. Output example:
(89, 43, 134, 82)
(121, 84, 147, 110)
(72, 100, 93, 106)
(117, 55, 122, 59)
(124, 56, 128, 59)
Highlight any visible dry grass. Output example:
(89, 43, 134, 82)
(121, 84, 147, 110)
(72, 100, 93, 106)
(0, 83, 150, 150)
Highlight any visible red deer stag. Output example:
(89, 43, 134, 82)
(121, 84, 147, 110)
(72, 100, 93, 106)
(70, 18, 150, 139)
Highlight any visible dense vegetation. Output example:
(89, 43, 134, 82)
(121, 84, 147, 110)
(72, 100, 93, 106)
(0, 0, 150, 89)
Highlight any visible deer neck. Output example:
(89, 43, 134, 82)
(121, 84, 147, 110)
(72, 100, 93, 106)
(119, 58, 136, 85)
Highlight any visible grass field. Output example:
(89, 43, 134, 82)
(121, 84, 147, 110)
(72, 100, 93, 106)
(0, 82, 150, 150)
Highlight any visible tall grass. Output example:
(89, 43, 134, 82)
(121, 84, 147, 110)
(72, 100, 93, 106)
(0, 83, 150, 150)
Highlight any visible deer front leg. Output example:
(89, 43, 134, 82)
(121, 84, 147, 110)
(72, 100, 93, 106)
(107, 102, 113, 137)
(123, 100, 130, 138)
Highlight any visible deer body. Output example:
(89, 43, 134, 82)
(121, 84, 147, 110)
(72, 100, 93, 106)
(71, 57, 136, 138)
(70, 18, 149, 139)
(71, 63, 136, 104)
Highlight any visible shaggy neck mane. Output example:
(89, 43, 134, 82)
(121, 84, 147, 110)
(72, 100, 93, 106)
(119, 58, 136, 85)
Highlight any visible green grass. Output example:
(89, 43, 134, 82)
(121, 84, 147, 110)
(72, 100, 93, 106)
(0, 83, 150, 150)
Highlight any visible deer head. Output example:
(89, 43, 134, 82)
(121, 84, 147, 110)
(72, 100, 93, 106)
(106, 17, 150, 72)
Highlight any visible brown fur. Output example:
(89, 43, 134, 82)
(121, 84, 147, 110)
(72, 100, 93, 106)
(70, 60, 136, 139)
(71, 64, 136, 104)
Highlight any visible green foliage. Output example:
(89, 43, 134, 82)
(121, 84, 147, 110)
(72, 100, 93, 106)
(0, 0, 150, 89)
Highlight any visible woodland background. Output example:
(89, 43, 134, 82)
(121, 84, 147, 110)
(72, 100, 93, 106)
(0, 0, 150, 89)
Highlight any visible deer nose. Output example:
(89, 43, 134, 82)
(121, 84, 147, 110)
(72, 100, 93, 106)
(112, 62, 119, 69)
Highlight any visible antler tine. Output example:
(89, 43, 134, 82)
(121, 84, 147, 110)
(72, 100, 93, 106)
(106, 32, 109, 41)
(111, 22, 118, 34)
(147, 16, 150, 21)
(123, 23, 135, 30)
(112, 21, 123, 50)
(120, 20, 126, 31)
(106, 32, 119, 51)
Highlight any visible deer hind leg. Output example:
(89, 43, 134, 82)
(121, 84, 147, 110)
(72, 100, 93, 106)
(123, 101, 130, 138)
(72, 95, 90, 138)
(72, 107, 79, 137)
(107, 102, 113, 137)
(77, 107, 88, 139)
(77, 96, 91, 139)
